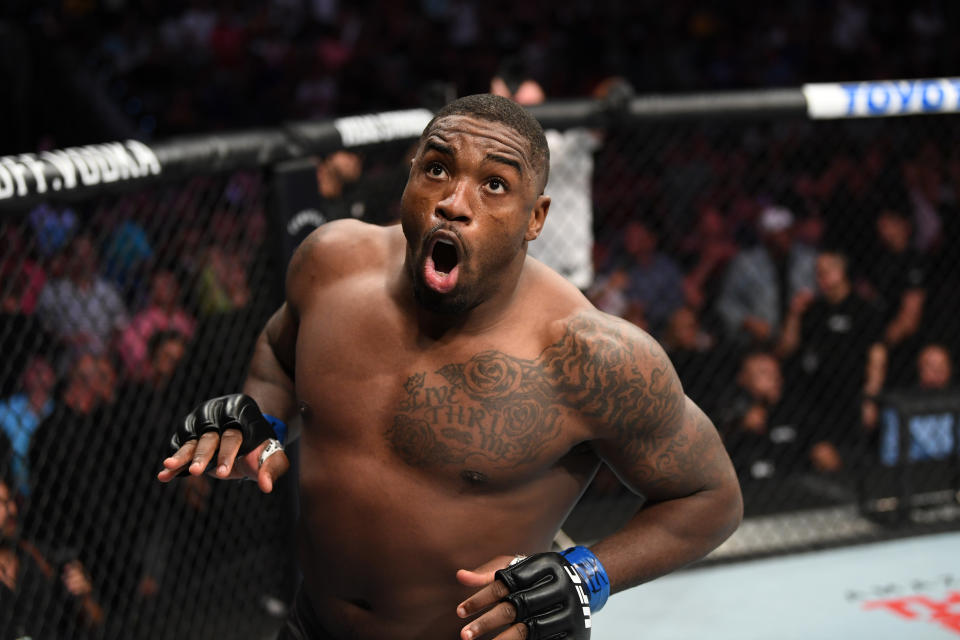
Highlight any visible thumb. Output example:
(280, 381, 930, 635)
(456, 555, 515, 587)
(456, 569, 491, 588)
(257, 449, 290, 494)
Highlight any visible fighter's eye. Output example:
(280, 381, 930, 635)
(487, 177, 508, 193)
(426, 163, 446, 178)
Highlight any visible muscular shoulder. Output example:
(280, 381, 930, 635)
(285, 219, 398, 309)
(547, 310, 668, 376)
(546, 311, 691, 475)
(518, 263, 663, 370)
(542, 310, 682, 421)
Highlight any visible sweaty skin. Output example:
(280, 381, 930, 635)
(160, 112, 742, 640)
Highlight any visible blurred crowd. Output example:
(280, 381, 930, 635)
(1, 1, 959, 146)
(0, 172, 282, 638)
(587, 118, 960, 491)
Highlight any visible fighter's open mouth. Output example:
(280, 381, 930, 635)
(423, 234, 461, 294)
(432, 238, 459, 274)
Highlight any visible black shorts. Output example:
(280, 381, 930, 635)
(276, 589, 338, 640)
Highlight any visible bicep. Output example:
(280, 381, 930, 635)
(261, 302, 298, 377)
(590, 335, 734, 503)
(598, 395, 732, 503)
(272, 225, 335, 373)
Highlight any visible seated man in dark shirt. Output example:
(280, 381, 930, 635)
(662, 306, 735, 410)
(716, 351, 801, 484)
(777, 249, 886, 473)
(863, 204, 927, 388)
(0, 465, 104, 637)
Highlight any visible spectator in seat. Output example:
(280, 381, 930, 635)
(102, 220, 154, 306)
(118, 270, 196, 381)
(925, 150, 960, 355)
(0, 356, 56, 496)
(587, 268, 631, 320)
(0, 464, 104, 636)
(861, 200, 927, 388)
(916, 343, 952, 390)
(104, 329, 192, 628)
(34, 233, 129, 361)
(27, 203, 77, 261)
(879, 343, 956, 466)
(677, 203, 739, 311)
(903, 140, 948, 252)
(716, 205, 816, 346)
(0, 227, 50, 397)
(716, 351, 801, 483)
(146, 330, 189, 390)
(194, 245, 251, 315)
(619, 219, 685, 336)
(25, 353, 117, 569)
(776, 249, 887, 473)
(662, 306, 735, 409)
(0, 226, 46, 316)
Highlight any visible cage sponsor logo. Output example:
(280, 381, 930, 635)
(287, 209, 327, 236)
(0, 140, 162, 201)
(848, 574, 960, 634)
(863, 591, 960, 634)
(846, 573, 957, 602)
(334, 109, 433, 147)
(803, 78, 960, 119)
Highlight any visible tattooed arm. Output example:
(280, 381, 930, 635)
(567, 312, 742, 593)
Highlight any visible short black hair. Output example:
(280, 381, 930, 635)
(817, 247, 848, 271)
(147, 329, 187, 362)
(872, 173, 912, 220)
(423, 93, 550, 191)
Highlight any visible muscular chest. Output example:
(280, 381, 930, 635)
(386, 353, 575, 479)
(296, 321, 588, 486)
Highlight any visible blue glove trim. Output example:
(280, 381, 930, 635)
(264, 414, 287, 445)
(561, 545, 610, 612)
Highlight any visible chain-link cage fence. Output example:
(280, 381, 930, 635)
(1, 87, 959, 636)
(560, 111, 960, 560)
(0, 170, 298, 638)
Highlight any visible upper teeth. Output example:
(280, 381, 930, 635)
(436, 239, 454, 246)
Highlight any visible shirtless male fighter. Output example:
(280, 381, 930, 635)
(158, 94, 743, 640)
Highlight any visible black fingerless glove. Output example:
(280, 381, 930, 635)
(495, 552, 594, 640)
(171, 393, 277, 458)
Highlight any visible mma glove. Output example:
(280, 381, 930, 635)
(494, 547, 610, 640)
(171, 393, 285, 464)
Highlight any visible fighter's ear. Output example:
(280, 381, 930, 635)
(525, 194, 550, 242)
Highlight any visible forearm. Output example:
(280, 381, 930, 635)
(884, 315, 910, 344)
(574, 322, 742, 595)
(589, 482, 742, 593)
(78, 594, 104, 627)
(884, 291, 924, 344)
(864, 342, 887, 396)
(776, 311, 802, 358)
(242, 329, 297, 421)
(686, 260, 713, 288)
(241, 304, 299, 422)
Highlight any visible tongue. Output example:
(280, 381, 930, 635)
(424, 256, 459, 294)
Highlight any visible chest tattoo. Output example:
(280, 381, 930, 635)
(385, 314, 676, 470)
